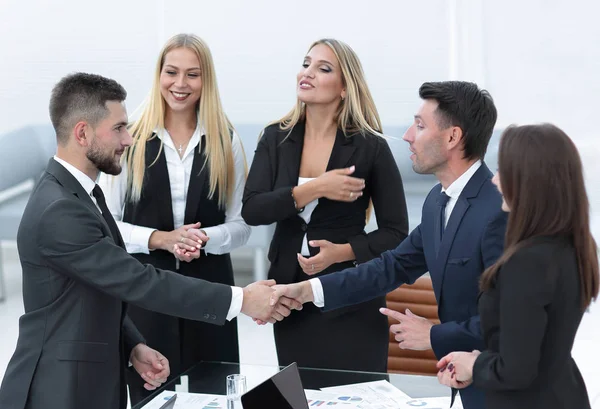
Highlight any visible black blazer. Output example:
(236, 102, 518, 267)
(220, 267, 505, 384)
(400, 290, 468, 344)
(0, 159, 232, 409)
(242, 121, 408, 284)
(473, 235, 592, 409)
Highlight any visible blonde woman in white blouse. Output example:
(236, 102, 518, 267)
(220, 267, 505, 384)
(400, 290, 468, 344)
(99, 33, 250, 406)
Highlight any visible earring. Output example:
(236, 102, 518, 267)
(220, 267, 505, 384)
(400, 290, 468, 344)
(341, 95, 345, 101)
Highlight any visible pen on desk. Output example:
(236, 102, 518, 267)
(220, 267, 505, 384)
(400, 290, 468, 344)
(158, 393, 177, 409)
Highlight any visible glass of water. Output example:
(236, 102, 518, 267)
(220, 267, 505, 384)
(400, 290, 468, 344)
(226, 374, 247, 409)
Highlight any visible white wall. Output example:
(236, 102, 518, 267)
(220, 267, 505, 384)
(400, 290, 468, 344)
(0, 0, 451, 131)
(0, 0, 598, 236)
(479, 0, 600, 239)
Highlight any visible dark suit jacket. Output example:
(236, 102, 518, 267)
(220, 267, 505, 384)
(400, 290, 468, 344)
(319, 162, 507, 409)
(0, 159, 232, 409)
(473, 236, 592, 409)
(242, 122, 409, 283)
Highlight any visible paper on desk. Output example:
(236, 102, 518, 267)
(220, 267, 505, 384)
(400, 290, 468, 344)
(140, 390, 227, 409)
(320, 380, 410, 408)
(305, 389, 362, 407)
(397, 396, 462, 408)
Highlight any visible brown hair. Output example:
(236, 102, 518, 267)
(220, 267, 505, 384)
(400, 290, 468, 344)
(480, 124, 599, 310)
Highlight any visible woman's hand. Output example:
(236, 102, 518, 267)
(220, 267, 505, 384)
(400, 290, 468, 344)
(172, 227, 209, 262)
(149, 222, 205, 256)
(297, 240, 354, 275)
(183, 227, 209, 249)
(315, 166, 365, 202)
(436, 350, 481, 389)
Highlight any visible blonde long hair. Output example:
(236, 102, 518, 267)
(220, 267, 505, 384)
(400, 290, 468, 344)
(272, 38, 383, 137)
(126, 33, 238, 208)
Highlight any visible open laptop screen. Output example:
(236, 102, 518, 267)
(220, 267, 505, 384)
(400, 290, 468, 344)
(241, 363, 309, 409)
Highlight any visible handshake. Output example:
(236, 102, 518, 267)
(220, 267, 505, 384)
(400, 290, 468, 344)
(239, 280, 314, 324)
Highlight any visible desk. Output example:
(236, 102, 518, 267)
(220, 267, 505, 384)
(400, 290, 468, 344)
(133, 361, 450, 409)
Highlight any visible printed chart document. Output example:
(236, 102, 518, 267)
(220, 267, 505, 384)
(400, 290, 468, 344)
(321, 380, 463, 409)
(141, 390, 227, 409)
(320, 380, 411, 408)
(305, 390, 363, 407)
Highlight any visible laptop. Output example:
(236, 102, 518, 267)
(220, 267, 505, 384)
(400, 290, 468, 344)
(241, 363, 309, 409)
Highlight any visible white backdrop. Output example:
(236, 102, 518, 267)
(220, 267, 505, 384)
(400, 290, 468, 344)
(0, 0, 598, 237)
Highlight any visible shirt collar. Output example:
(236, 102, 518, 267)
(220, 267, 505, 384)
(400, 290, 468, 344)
(53, 155, 98, 197)
(154, 123, 204, 152)
(442, 160, 482, 199)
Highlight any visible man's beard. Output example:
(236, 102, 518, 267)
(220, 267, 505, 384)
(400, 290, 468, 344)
(87, 142, 122, 175)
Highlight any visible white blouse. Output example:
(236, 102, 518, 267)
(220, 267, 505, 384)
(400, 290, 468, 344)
(98, 125, 251, 256)
(297, 176, 319, 256)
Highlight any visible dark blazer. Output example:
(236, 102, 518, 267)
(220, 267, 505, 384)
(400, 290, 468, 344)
(242, 121, 408, 371)
(473, 236, 592, 409)
(0, 159, 232, 409)
(319, 162, 507, 409)
(242, 122, 409, 281)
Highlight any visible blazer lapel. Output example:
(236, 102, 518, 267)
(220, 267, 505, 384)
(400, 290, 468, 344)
(279, 122, 305, 185)
(184, 136, 208, 224)
(326, 129, 356, 171)
(45, 158, 112, 236)
(278, 124, 357, 186)
(433, 187, 444, 257)
(437, 197, 470, 265)
(436, 163, 493, 285)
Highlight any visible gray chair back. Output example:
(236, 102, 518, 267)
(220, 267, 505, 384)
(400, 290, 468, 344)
(0, 124, 57, 192)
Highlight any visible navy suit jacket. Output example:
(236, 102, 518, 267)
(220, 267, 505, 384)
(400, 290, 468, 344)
(319, 162, 507, 409)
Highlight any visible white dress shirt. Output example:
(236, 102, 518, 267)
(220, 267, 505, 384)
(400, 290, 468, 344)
(96, 125, 248, 321)
(441, 160, 481, 228)
(309, 160, 482, 308)
(98, 125, 251, 256)
(53, 155, 99, 209)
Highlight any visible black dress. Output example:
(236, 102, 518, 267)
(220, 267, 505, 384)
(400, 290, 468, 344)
(242, 122, 409, 372)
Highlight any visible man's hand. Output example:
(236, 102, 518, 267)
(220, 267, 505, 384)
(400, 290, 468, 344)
(380, 307, 434, 350)
(271, 282, 314, 306)
(241, 280, 303, 323)
(436, 351, 479, 389)
(130, 344, 170, 391)
(253, 282, 315, 325)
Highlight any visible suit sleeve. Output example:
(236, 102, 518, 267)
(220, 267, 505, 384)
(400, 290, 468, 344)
(319, 224, 428, 311)
(122, 315, 146, 360)
(37, 199, 232, 325)
(430, 211, 507, 358)
(242, 130, 297, 226)
(347, 138, 409, 263)
(473, 248, 554, 390)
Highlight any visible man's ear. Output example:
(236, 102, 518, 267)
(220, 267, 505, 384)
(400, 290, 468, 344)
(447, 126, 463, 150)
(73, 121, 90, 147)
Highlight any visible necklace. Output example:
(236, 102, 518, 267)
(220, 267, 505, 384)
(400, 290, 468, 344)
(177, 144, 184, 156)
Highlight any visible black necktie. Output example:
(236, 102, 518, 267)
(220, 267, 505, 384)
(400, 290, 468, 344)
(437, 191, 451, 238)
(92, 184, 124, 247)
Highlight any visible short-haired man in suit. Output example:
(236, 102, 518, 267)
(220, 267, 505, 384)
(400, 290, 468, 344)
(271, 81, 507, 409)
(0, 72, 300, 409)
